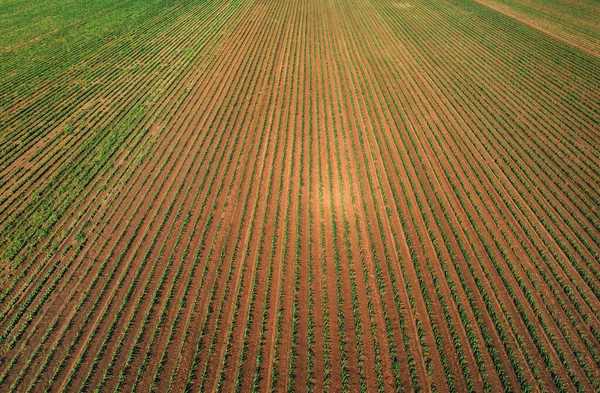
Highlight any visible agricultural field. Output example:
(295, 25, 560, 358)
(0, 0, 599, 391)
(474, 0, 600, 56)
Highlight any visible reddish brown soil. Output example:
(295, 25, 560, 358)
(1, 0, 599, 392)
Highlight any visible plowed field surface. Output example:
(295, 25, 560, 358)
(1, 0, 599, 391)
